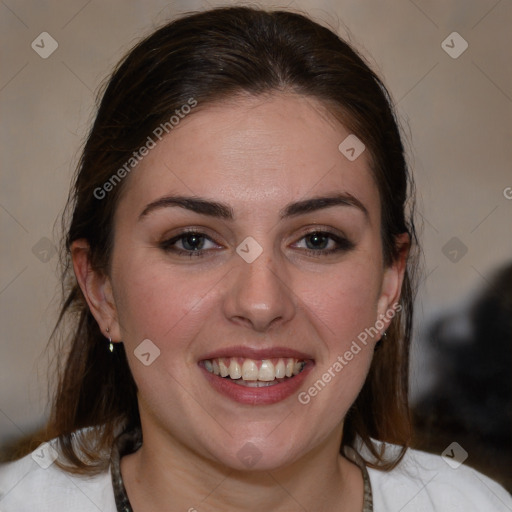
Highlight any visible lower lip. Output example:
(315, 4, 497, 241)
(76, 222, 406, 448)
(199, 363, 313, 405)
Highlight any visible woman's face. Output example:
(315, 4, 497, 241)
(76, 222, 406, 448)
(101, 93, 405, 470)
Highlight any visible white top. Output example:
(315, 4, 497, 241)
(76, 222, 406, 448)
(0, 439, 511, 511)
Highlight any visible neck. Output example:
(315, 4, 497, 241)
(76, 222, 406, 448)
(120, 424, 364, 512)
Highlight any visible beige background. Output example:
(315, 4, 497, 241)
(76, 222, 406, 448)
(1, 0, 511, 449)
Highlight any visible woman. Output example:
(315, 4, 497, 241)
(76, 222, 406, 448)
(0, 6, 510, 511)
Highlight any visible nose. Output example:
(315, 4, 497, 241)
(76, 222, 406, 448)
(222, 252, 296, 333)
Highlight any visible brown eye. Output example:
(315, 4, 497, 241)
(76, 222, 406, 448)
(293, 231, 355, 255)
(305, 232, 331, 250)
(159, 231, 220, 256)
(179, 233, 207, 251)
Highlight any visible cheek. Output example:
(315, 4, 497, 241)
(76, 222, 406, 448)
(111, 259, 213, 407)
(295, 264, 381, 425)
(298, 261, 382, 351)
(111, 253, 219, 355)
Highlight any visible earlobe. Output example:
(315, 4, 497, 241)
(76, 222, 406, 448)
(70, 239, 121, 342)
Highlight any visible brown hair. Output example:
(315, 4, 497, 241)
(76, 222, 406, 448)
(43, 6, 417, 473)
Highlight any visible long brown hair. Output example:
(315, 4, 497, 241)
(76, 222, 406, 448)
(43, 6, 418, 474)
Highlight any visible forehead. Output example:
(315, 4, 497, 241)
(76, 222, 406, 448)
(117, 93, 380, 221)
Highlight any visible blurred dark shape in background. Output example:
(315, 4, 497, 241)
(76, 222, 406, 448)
(413, 262, 512, 491)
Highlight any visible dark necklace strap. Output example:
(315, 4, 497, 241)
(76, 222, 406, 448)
(111, 428, 373, 511)
(342, 445, 374, 512)
(111, 427, 142, 512)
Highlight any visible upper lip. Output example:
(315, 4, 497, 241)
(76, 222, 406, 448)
(199, 345, 314, 361)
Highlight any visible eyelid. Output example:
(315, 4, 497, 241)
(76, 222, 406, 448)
(160, 226, 220, 242)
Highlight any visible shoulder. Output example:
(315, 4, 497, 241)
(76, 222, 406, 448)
(0, 439, 116, 512)
(367, 445, 512, 512)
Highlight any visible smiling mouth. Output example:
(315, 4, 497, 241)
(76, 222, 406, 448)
(202, 357, 307, 387)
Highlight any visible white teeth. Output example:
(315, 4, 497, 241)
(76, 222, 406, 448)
(274, 359, 286, 379)
(229, 359, 242, 379)
(204, 357, 307, 382)
(241, 359, 259, 380)
(258, 360, 275, 381)
(285, 358, 294, 378)
(218, 359, 229, 377)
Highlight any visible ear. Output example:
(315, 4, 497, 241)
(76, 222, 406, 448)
(376, 233, 410, 330)
(71, 239, 121, 342)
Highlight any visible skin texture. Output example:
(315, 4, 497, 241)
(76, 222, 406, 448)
(72, 93, 408, 511)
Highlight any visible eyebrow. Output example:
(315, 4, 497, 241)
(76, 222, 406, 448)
(139, 196, 234, 220)
(280, 193, 368, 219)
(138, 193, 368, 221)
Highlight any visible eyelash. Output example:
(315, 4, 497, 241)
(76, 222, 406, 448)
(159, 229, 355, 258)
